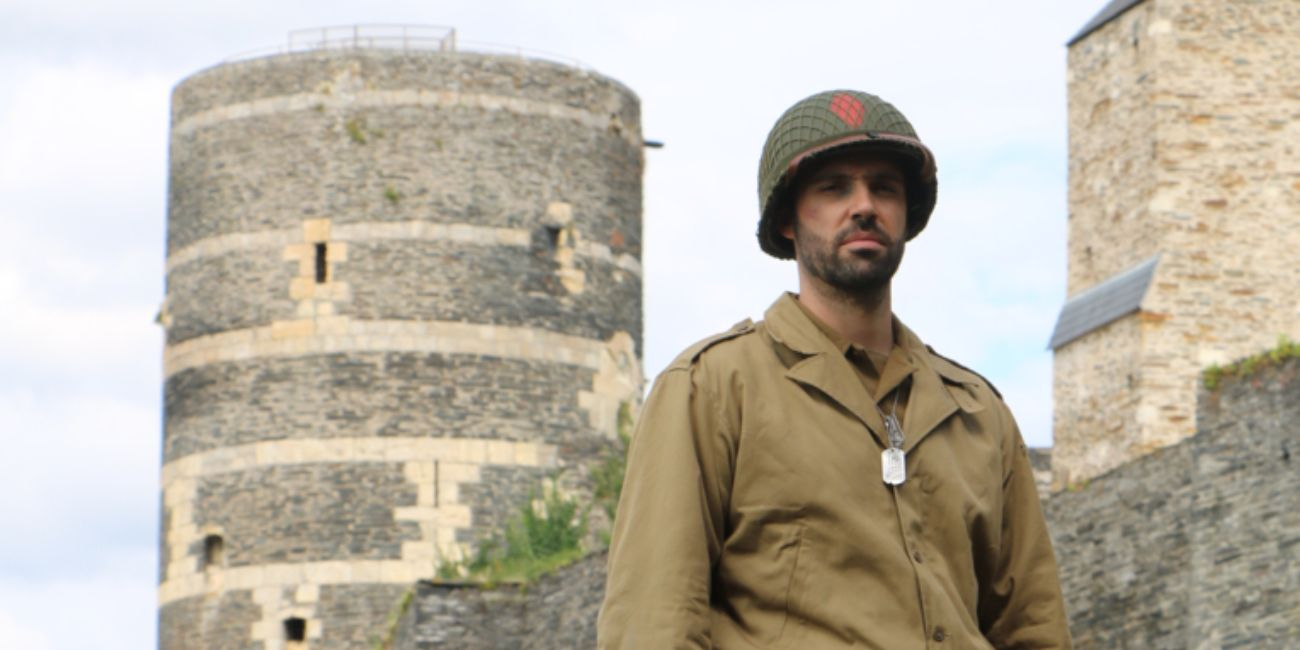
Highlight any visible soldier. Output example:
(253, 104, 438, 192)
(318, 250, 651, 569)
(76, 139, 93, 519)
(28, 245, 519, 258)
(598, 90, 1072, 649)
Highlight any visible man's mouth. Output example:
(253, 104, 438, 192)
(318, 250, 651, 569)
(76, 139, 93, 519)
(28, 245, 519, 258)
(839, 230, 889, 249)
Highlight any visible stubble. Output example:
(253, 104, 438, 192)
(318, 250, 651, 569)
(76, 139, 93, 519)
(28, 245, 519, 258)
(794, 216, 906, 311)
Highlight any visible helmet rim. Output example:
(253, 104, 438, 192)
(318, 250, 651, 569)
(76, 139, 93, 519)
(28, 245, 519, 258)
(756, 90, 938, 260)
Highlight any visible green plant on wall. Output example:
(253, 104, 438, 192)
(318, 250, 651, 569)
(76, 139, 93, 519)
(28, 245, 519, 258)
(369, 588, 414, 650)
(346, 117, 368, 144)
(383, 185, 401, 205)
(1203, 335, 1299, 390)
(436, 477, 588, 586)
(432, 401, 637, 585)
(593, 402, 634, 523)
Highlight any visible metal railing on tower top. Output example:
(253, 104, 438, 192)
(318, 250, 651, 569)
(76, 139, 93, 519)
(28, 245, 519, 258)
(289, 25, 458, 53)
(225, 25, 591, 70)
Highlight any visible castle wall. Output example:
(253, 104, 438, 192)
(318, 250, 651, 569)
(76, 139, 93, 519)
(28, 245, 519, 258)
(1045, 357, 1299, 648)
(1054, 0, 1300, 485)
(386, 358, 1299, 650)
(160, 48, 643, 650)
(391, 551, 608, 649)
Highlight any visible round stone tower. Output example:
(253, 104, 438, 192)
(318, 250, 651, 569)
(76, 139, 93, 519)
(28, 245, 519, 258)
(159, 27, 643, 650)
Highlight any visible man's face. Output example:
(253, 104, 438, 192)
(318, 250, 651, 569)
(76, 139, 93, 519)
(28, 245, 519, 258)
(782, 151, 909, 296)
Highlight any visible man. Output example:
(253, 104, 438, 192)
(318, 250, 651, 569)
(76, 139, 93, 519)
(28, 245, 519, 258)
(598, 90, 1072, 649)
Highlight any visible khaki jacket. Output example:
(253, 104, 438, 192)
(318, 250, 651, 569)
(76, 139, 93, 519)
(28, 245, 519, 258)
(598, 294, 1071, 649)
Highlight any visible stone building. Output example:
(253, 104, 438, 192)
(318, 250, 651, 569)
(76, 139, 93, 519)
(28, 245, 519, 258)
(1049, 0, 1300, 488)
(158, 27, 644, 649)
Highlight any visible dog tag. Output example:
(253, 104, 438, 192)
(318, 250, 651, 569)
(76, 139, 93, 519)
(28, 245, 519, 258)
(882, 448, 906, 486)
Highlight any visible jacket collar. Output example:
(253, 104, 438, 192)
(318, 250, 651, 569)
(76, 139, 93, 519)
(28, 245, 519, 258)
(764, 293, 963, 452)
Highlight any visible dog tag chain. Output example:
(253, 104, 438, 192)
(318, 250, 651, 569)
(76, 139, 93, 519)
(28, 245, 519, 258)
(879, 391, 906, 486)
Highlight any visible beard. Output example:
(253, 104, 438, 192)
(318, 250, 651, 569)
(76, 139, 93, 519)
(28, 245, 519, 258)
(793, 216, 905, 308)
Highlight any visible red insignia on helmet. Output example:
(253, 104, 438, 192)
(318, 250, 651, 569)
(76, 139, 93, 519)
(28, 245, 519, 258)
(829, 93, 865, 128)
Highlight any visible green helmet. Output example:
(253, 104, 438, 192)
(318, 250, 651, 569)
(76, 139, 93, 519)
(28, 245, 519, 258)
(756, 90, 938, 260)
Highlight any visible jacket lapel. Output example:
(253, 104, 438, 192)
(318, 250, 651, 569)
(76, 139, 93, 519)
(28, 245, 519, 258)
(895, 324, 960, 453)
(764, 295, 890, 449)
(785, 354, 890, 449)
(763, 295, 976, 453)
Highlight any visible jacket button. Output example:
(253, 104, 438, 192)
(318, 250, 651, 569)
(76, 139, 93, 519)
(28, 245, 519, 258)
(912, 550, 923, 563)
(932, 626, 947, 642)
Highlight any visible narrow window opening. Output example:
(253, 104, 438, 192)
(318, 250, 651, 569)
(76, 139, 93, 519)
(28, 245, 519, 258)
(284, 617, 307, 642)
(545, 225, 562, 248)
(202, 534, 224, 569)
(434, 460, 441, 507)
(314, 242, 328, 283)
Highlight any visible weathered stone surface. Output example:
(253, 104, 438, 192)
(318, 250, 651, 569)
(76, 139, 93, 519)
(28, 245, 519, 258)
(192, 463, 420, 567)
(172, 50, 640, 128)
(341, 239, 641, 351)
(1052, 315, 1143, 487)
(160, 45, 642, 650)
(1056, 0, 1300, 485)
(165, 249, 299, 344)
(1047, 357, 1299, 648)
(163, 353, 596, 463)
(392, 550, 608, 649)
(1026, 447, 1053, 500)
(316, 584, 414, 650)
(159, 591, 262, 650)
(167, 51, 641, 256)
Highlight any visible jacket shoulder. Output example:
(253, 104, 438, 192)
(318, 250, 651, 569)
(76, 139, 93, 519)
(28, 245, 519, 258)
(925, 345, 1003, 399)
(666, 318, 757, 371)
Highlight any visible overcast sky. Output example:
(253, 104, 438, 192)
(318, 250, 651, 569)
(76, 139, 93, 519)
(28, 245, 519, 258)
(0, 1, 1103, 648)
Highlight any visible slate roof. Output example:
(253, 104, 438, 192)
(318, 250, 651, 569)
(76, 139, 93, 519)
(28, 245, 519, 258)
(1069, 0, 1148, 45)
(1049, 255, 1160, 349)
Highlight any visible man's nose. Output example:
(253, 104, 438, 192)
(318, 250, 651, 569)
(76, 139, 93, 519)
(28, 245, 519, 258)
(848, 181, 876, 220)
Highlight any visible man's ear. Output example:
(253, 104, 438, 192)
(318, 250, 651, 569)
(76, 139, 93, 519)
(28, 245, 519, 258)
(779, 200, 797, 241)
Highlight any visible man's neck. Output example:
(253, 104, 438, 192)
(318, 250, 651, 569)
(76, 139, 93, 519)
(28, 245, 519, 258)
(796, 280, 894, 355)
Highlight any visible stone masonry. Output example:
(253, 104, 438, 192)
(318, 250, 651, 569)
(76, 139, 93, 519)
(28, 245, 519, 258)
(386, 357, 1298, 649)
(391, 551, 609, 649)
(1045, 357, 1299, 649)
(1053, 0, 1300, 487)
(160, 44, 644, 649)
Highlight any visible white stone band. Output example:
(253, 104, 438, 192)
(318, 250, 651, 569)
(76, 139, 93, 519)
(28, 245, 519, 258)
(163, 317, 623, 378)
(172, 89, 643, 147)
(164, 220, 641, 275)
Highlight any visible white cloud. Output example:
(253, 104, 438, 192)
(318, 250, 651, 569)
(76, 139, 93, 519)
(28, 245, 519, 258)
(0, 388, 159, 568)
(0, 546, 156, 650)
(0, 609, 52, 650)
(0, 59, 169, 206)
(0, 266, 159, 392)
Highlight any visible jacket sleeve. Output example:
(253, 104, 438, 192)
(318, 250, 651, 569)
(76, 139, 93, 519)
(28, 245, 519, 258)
(979, 401, 1074, 650)
(597, 364, 735, 649)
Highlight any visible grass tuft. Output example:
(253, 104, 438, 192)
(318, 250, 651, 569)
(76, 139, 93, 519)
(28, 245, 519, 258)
(1203, 335, 1299, 390)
